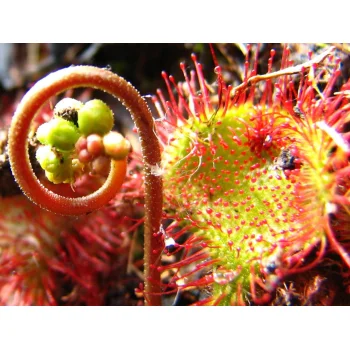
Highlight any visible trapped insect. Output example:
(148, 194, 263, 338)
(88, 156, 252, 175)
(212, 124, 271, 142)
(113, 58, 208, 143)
(274, 148, 296, 171)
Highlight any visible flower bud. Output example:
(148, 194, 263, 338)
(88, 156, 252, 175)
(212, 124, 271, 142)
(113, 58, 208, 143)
(36, 117, 80, 151)
(86, 134, 104, 156)
(78, 99, 114, 136)
(36, 145, 62, 173)
(54, 98, 83, 125)
(103, 131, 131, 160)
(44, 157, 73, 184)
(91, 155, 110, 176)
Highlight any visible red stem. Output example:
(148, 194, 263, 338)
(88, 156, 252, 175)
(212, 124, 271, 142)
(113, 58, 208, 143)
(8, 66, 163, 305)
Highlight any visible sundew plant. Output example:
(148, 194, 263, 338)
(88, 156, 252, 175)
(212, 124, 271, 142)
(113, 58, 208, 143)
(152, 44, 350, 305)
(2, 43, 350, 306)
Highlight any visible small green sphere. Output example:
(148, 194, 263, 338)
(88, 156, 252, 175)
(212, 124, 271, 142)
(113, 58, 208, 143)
(45, 168, 72, 184)
(54, 98, 84, 125)
(36, 117, 80, 151)
(36, 145, 62, 173)
(77, 99, 114, 136)
(45, 157, 74, 184)
(36, 145, 74, 184)
(36, 122, 52, 145)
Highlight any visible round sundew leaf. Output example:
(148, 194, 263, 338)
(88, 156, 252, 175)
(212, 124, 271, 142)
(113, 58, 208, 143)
(160, 104, 309, 304)
(77, 99, 114, 136)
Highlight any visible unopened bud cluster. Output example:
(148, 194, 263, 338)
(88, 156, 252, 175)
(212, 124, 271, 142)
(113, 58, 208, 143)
(35, 98, 131, 184)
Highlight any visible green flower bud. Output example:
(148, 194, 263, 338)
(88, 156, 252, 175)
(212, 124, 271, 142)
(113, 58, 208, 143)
(35, 122, 51, 145)
(45, 170, 71, 184)
(77, 99, 114, 136)
(54, 98, 84, 125)
(36, 145, 62, 173)
(36, 117, 80, 151)
(44, 157, 74, 184)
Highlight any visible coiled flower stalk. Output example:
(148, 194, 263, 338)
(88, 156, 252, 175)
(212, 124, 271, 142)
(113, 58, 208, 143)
(8, 66, 163, 305)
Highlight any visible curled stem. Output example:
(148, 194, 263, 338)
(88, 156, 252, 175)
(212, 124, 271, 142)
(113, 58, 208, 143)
(8, 66, 163, 305)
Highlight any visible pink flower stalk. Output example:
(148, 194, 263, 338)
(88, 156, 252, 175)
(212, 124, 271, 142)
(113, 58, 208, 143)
(152, 45, 350, 305)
